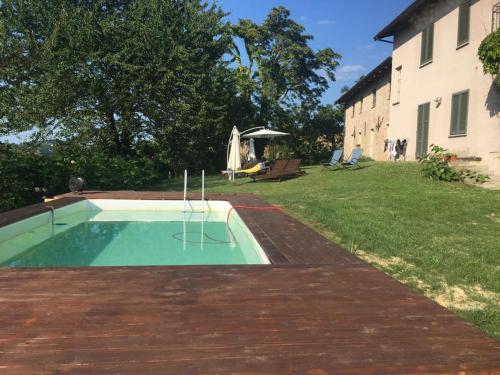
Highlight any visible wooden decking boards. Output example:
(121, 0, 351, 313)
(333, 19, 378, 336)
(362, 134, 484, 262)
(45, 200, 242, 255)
(0, 191, 498, 374)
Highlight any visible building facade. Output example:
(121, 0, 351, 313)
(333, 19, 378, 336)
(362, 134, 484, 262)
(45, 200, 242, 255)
(375, 0, 500, 177)
(336, 58, 392, 161)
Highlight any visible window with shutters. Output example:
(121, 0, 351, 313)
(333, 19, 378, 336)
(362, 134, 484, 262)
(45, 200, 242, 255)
(457, 1, 471, 47)
(450, 90, 469, 136)
(416, 103, 430, 158)
(420, 23, 434, 66)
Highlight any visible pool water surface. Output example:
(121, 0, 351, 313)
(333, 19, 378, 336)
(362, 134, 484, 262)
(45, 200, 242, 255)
(0, 201, 269, 267)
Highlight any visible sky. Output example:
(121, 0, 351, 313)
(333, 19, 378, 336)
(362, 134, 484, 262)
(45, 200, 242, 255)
(218, 0, 413, 105)
(2, 0, 413, 143)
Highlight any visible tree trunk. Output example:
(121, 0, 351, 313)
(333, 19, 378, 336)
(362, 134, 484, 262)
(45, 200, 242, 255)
(107, 112, 121, 154)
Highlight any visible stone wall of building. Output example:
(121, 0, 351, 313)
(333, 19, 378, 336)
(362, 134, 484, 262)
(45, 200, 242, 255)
(343, 75, 391, 160)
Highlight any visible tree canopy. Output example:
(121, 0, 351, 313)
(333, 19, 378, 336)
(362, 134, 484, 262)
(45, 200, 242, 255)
(229, 6, 340, 127)
(0, 0, 237, 171)
(0, 0, 343, 187)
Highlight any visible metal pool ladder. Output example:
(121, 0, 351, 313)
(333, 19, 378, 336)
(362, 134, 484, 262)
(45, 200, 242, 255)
(183, 169, 205, 215)
(46, 205, 55, 226)
(182, 170, 206, 252)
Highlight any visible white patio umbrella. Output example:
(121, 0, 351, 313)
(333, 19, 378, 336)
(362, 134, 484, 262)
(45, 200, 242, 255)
(227, 126, 241, 171)
(242, 128, 289, 160)
(248, 138, 256, 161)
(241, 128, 289, 139)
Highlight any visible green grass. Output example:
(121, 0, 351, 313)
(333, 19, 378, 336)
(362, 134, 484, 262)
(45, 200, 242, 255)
(149, 162, 500, 339)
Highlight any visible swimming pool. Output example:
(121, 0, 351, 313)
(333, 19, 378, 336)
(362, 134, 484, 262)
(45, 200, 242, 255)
(0, 200, 270, 267)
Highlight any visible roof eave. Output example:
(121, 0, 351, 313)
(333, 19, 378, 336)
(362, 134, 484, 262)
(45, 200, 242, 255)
(373, 0, 429, 40)
(335, 57, 392, 105)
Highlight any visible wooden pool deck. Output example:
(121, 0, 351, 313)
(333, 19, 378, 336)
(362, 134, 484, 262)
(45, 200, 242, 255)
(0, 191, 499, 374)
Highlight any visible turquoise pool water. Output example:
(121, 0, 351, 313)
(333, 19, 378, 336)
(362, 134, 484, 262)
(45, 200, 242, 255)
(0, 208, 268, 267)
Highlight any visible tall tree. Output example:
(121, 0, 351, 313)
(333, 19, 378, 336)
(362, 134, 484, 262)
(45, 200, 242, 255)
(229, 6, 341, 127)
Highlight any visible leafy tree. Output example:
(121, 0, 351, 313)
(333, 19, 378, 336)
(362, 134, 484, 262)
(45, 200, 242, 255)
(229, 6, 341, 127)
(340, 85, 350, 94)
(0, 0, 234, 174)
(307, 104, 344, 141)
(271, 104, 344, 164)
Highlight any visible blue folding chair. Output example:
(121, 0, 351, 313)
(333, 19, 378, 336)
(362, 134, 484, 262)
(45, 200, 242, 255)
(342, 148, 363, 169)
(321, 149, 343, 170)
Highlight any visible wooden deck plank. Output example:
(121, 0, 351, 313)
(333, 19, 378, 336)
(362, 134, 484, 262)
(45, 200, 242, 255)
(0, 266, 498, 374)
(0, 191, 498, 374)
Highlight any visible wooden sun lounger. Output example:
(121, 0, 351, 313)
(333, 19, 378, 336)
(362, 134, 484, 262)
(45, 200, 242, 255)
(252, 159, 305, 182)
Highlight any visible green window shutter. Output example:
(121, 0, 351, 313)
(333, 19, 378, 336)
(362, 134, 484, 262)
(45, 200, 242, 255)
(458, 91, 469, 133)
(416, 105, 423, 156)
(420, 24, 434, 65)
(416, 103, 430, 157)
(420, 29, 427, 65)
(427, 24, 434, 61)
(450, 94, 460, 134)
(423, 103, 430, 151)
(450, 90, 469, 135)
(457, 1, 470, 46)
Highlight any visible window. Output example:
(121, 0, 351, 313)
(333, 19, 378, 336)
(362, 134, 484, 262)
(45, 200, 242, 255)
(352, 103, 355, 117)
(394, 66, 402, 103)
(457, 1, 471, 47)
(450, 90, 469, 136)
(420, 23, 434, 66)
(372, 88, 377, 108)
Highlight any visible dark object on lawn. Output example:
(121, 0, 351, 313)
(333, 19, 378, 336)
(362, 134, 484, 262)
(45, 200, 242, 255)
(69, 177, 85, 193)
(252, 159, 305, 182)
(341, 148, 363, 169)
(321, 149, 343, 170)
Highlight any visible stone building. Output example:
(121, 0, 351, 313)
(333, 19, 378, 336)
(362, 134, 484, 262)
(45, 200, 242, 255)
(336, 57, 392, 160)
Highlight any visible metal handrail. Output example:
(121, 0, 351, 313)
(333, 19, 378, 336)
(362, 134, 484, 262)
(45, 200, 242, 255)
(45, 205, 55, 226)
(201, 169, 205, 215)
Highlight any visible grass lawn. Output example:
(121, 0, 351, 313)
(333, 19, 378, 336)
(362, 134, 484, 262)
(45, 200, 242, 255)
(149, 162, 500, 339)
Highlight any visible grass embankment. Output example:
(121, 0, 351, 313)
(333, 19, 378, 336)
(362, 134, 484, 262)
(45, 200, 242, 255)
(150, 162, 500, 339)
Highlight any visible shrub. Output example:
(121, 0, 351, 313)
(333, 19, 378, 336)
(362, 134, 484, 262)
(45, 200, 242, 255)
(417, 145, 490, 183)
(72, 152, 161, 191)
(478, 29, 500, 87)
(0, 143, 70, 212)
(359, 155, 374, 162)
(269, 135, 341, 165)
(0, 143, 165, 212)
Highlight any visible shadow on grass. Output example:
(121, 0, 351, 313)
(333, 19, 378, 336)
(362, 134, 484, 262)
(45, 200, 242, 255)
(149, 174, 238, 191)
(323, 164, 374, 172)
(149, 162, 375, 191)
